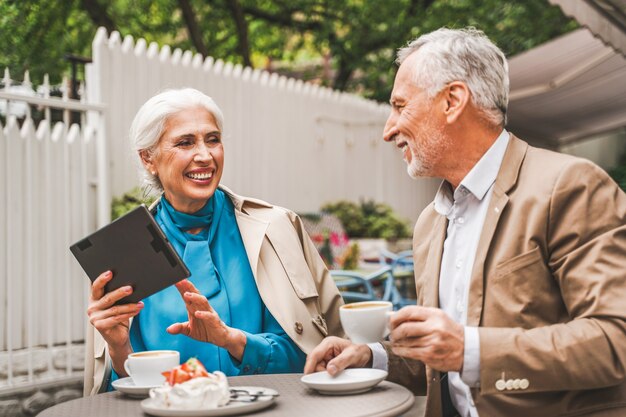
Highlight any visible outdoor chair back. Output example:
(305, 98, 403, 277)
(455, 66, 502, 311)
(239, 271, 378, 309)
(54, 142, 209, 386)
(331, 266, 414, 309)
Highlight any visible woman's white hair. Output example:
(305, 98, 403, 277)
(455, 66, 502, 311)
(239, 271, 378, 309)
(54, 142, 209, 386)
(397, 27, 509, 126)
(129, 88, 225, 192)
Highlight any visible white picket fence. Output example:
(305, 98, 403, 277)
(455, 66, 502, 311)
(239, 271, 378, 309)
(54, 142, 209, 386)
(0, 70, 109, 393)
(88, 28, 439, 221)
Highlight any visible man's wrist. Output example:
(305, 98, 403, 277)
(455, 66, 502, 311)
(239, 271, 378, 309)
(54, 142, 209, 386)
(361, 344, 373, 368)
(457, 324, 465, 373)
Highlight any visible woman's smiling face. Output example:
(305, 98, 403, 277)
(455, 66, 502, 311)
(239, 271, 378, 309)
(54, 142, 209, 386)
(143, 106, 224, 213)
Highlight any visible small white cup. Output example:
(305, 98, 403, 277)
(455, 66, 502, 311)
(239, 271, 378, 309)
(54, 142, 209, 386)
(340, 301, 393, 344)
(123, 350, 179, 386)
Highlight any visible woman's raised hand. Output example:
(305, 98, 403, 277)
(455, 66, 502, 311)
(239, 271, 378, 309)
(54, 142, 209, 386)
(86, 271, 144, 352)
(167, 280, 246, 361)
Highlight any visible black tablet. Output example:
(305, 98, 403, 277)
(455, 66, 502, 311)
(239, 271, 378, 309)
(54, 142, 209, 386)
(70, 205, 190, 304)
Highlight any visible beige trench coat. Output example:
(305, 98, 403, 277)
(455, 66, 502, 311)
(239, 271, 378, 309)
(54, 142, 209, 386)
(83, 186, 344, 395)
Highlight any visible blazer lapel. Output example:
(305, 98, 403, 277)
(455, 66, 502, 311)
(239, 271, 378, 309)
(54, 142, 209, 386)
(466, 136, 528, 326)
(422, 214, 448, 308)
(466, 189, 508, 326)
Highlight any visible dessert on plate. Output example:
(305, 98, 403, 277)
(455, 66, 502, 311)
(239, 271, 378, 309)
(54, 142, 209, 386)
(149, 358, 230, 409)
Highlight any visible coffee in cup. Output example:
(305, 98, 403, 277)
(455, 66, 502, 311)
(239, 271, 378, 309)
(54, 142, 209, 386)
(123, 350, 180, 386)
(340, 301, 393, 344)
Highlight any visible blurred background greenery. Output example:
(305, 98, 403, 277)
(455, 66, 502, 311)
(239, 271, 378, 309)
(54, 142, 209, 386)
(2, 0, 577, 102)
(321, 200, 411, 239)
(610, 155, 626, 192)
(111, 187, 157, 220)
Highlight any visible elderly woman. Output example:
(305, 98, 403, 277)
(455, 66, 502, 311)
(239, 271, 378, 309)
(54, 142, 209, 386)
(84, 88, 343, 394)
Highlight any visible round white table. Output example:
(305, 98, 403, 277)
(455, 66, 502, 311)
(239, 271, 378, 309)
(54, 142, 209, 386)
(38, 373, 416, 417)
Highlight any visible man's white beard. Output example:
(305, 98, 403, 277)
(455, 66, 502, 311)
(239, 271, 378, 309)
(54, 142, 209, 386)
(407, 151, 423, 179)
(405, 124, 448, 179)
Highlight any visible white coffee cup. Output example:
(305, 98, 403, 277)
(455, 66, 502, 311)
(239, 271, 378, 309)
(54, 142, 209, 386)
(340, 301, 393, 344)
(123, 350, 180, 386)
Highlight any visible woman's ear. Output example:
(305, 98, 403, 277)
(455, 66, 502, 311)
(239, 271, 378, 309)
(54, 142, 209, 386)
(443, 81, 470, 124)
(139, 150, 155, 174)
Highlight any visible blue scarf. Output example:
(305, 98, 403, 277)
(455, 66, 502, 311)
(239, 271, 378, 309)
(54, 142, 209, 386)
(129, 189, 265, 373)
(158, 194, 224, 300)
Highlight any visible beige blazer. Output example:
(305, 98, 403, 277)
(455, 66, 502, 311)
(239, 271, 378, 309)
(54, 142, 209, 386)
(386, 136, 626, 416)
(84, 185, 344, 395)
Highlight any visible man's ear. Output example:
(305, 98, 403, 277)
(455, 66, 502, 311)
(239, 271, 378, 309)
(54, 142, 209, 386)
(443, 81, 470, 124)
(139, 150, 154, 173)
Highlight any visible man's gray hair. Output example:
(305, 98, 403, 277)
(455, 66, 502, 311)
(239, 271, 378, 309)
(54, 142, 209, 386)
(129, 88, 225, 192)
(397, 27, 509, 126)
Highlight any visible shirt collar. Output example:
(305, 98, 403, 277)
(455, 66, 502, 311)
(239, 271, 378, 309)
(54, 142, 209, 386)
(461, 130, 510, 201)
(434, 130, 510, 215)
(433, 181, 454, 216)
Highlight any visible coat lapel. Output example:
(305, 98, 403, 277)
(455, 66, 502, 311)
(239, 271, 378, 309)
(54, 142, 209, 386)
(422, 214, 448, 308)
(234, 211, 269, 281)
(219, 185, 270, 281)
(224, 186, 319, 299)
(466, 136, 528, 326)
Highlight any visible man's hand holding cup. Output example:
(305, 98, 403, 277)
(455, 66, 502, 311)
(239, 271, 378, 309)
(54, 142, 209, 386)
(305, 302, 465, 375)
(389, 306, 465, 373)
(304, 301, 393, 375)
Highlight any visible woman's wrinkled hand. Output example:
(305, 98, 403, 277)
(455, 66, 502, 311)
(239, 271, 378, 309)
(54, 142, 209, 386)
(167, 280, 246, 361)
(86, 270, 144, 350)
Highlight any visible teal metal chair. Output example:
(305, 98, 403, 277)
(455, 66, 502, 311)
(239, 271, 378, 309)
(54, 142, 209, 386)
(331, 270, 379, 304)
(331, 267, 396, 303)
(331, 266, 413, 309)
(378, 249, 416, 309)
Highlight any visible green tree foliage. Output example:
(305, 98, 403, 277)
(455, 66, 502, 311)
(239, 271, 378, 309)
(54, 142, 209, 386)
(0, 0, 94, 84)
(1, 0, 577, 101)
(321, 200, 411, 239)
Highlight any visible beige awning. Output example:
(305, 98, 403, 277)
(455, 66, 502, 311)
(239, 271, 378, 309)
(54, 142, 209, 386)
(549, 0, 626, 56)
(506, 27, 626, 147)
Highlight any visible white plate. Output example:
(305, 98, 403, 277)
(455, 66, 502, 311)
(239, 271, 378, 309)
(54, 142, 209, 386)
(140, 386, 277, 416)
(300, 368, 388, 395)
(112, 377, 161, 398)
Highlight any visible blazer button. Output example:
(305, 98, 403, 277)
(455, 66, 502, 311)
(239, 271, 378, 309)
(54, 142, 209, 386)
(495, 379, 506, 391)
(294, 322, 304, 334)
(512, 379, 521, 390)
(520, 379, 529, 389)
(505, 379, 514, 390)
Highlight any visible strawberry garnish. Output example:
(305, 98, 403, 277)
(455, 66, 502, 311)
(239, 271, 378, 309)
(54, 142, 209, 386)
(162, 358, 209, 386)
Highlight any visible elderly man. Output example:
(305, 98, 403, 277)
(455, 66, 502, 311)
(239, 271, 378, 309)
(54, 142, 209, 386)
(305, 28, 626, 417)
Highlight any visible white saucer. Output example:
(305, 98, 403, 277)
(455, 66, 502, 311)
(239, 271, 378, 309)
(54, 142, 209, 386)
(140, 386, 277, 416)
(300, 368, 388, 395)
(112, 377, 161, 397)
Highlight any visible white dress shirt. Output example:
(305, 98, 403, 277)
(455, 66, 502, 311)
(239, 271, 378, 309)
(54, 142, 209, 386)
(370, 130, 510, 417)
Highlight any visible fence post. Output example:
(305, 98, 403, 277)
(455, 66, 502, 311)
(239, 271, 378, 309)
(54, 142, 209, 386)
(89, 27, 112, 228)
